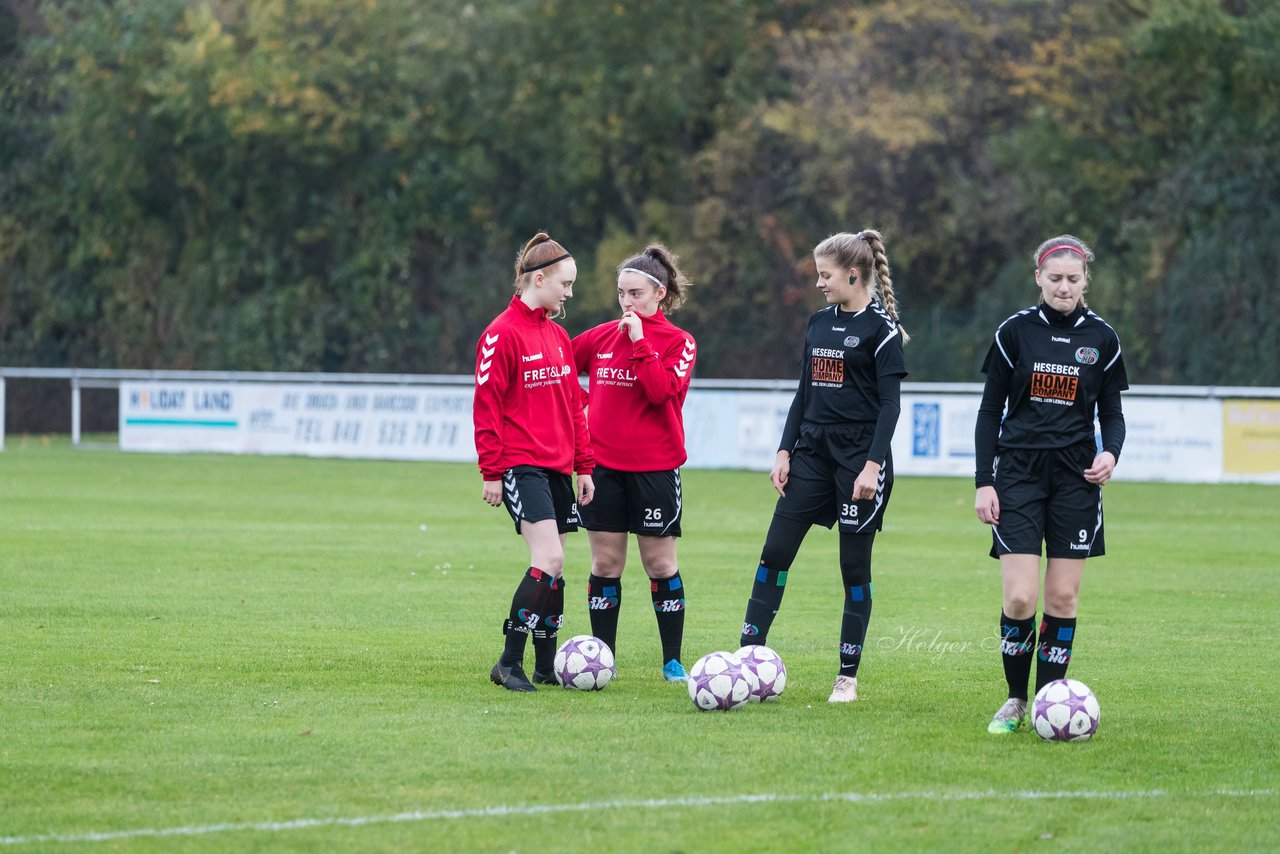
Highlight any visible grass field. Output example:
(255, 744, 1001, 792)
(1, 438, 1277, 851)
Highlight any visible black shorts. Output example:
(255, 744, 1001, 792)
(577, 465, 682, 537)
(990, 445, 1104, 559)
(774, 423, 893, 533)
(502, 466, 580, 535)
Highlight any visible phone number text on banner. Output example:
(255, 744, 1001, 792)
(120, 382, 475, 460)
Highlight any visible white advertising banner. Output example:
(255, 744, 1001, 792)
(114, 380, 1242, 482)
(683, 390, 793, 471)
(858, 392, 1224, 482)
(683, 389, 984, 475)
(683, 390, 985, 475)
(1110, 397, 1222, 482)
(686, 390, 1226, 482)
(890, 393, 982, 477)
(120, 382, 475, 461)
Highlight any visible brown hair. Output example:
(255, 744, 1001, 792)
(813, 229, 909, 343)
(512, 232, 572, 293)
(1033, 234, 1094, 308)
(616, 243, 692, 313)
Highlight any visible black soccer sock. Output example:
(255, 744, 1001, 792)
(499, 567, 554, 668)
(741, 514, 809, 647)
(650, 572, 686, 664)
(1035, 613, 1077, 693)
(838, 532, 875, 676)
(587, 574, 621, 656)
(533, 574, 565, 675)
(999, 612, 1037, 701)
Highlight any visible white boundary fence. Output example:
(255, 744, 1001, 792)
(2, 368, 1278, 483)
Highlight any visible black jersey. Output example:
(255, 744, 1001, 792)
(779, 301, 908, 462)
(975, 303, 1128, 486)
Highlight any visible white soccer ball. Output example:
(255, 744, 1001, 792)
(735, 645, 787, 702)
(687, 651, 758, 712)
(553, 635, 615, 691)
(1032, 678, 1100, 741)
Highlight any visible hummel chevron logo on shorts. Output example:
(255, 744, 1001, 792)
(854, 466, 888, 533)
(503, 471, 522, 516)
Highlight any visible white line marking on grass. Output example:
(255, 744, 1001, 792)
(1, 788, 1272, 846)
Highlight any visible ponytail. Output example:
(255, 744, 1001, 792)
(859, 229, 909, 344)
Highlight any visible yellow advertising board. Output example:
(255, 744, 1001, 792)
(1223, 399, 1280, 475)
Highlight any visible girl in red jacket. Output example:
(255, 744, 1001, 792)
(474, 232, 596, 693)
(571, 244, 696, 682)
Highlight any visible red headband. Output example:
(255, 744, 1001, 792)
(1037, 245, 1089, 268)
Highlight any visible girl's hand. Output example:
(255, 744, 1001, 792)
(1083, 451, 1116, 485)
(852, 460, 881, 501)
(770, 451, 791, 497)
(618, 311, 644, 342)
(975, 485, 1000, 525)
(577, 474, 596, 506)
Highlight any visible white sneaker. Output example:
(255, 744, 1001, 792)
(828, 675, 858, 703)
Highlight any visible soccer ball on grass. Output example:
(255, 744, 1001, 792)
(1032, 678, 1100, 741)
(734, 644, 787, 702)
(553, 635, 615, 690)
(687, 651, 758, 711)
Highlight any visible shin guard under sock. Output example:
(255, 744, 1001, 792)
(500, 567, 554, 667)
(741, 564, 788, 647)
(838, 532, 875, 676)
(533, 574, 565, 674)
(1035, 613, 1077, 693)
(587, 574, 621, 655)
(999, 612, 1037, 701)
(740, 515, 808, 646)
(650, 572, 686, 664)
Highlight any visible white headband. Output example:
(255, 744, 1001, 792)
(621, 267, 663, 287)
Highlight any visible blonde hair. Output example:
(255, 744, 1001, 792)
(814, 229, 909, 343)
(616, 243, 692, 313)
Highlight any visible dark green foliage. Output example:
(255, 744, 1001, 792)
(1, 0, 1276, 385)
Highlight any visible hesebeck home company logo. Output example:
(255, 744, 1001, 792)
(1075, 347, 1100, 365)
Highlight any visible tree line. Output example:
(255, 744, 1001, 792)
(2, 0, 1276, 389)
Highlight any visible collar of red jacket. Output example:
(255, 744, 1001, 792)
(509, 294, 549, 323)
(637, 308, 668, 326)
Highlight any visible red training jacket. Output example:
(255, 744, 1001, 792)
(571, 310, 696, 471)
(473, 296, 594, 480)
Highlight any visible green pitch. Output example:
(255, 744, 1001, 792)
(1, 440, 1276, 851)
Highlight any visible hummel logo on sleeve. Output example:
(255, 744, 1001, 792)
(675, 339, 696, 377)
(477, 333, 500, 385)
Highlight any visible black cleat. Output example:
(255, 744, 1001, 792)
(490, 661, 536, 692)
(532, 669, 558, 685)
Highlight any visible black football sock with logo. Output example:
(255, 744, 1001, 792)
(740, 514, 809, 647)
(1035, 613, 1077, 693)
(587, 574, 621, 656)
(838, 532, 874, 677)
(499, 567, 552, 668)
(532, 574, 564, 676)
(650, 572, 686, 664)
(1000, 612, 1037, 701)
